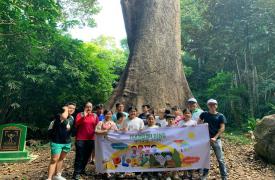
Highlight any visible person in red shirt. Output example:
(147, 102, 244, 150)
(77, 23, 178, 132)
(73, 102, 99, 180)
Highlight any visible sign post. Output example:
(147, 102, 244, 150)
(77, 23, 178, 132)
(0, 123, 31, 163)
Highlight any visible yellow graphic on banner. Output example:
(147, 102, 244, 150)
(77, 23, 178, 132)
(103, 136, 200, 170)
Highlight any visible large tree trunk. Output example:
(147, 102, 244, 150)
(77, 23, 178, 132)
(107, 0, 193, 111)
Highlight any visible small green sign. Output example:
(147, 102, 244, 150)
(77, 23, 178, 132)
(0, 123, 31, 163)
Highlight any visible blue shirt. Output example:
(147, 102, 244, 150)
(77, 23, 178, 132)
(199, 111, 226, 138)
(97, 114, 105, 121)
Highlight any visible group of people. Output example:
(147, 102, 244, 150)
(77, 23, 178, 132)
(47, 98, 227, 180)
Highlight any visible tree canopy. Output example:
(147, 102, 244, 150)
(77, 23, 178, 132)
(0, 0, 127, 127)
(181, 0, 275, 129)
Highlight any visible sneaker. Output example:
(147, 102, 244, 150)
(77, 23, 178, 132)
(53, 175, 66, 180)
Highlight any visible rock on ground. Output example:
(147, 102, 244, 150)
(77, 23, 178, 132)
(254, 114, 275, 164)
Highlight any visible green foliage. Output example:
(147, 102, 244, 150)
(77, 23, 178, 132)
(183, 65, 193, 78)
(58, 0, 100, 28)
(267, 103, 275, 114)
(0, 0, 127, 127)
(181, 0, 275, 129)
(120, 38, 129, 58)
(223, 132, 252, 145)
(246, 117, 259, 131)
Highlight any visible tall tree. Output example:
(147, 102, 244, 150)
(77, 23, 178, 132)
(108, 0, 193, 111)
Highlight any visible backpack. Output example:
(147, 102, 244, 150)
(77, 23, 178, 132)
(48, 119, 57, 140)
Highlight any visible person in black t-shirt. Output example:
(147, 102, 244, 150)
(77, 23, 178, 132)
(198, 99, 228, 180)
(47, 103, 76, 180)
(138, 104, 151, 125)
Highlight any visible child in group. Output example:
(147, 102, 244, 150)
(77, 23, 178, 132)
(123, 106, 144, 131)
(116, 112, 126, 130)
(121, 107, 144, 179)
(178, 109, 197, 127)
(172, 106, 184, 125)
(178, 109, 197, 179)
(138, 104, 151, 125)
(95, 104, 105, 121)
(112, 102, 128, 121)
(143, 114, 159, 180)
(156, 108, 168, 127)
(166, 114, 176, 127)
(95, 110, 118, 134)
(165, 114, 181, 180)
(146, 114, 159, 129)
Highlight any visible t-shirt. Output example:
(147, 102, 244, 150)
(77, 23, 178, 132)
(166, 124, 177, 128)
(116, 123, 124, 130)
(112, 112, 129, 122)
(97, 114, 105, 121)
(95, 120, 117, 131)
(191, 108, 204, 122)
(178, 119, 197, 127)
(48, 116, 74, 144)
(174, 115, 184, 125)
(156, 117, 168, 127)
(138, 112, 150, 125)
(199, 111, 226, 138)
(123, 117, 144, 131)
(75, 112, 99, 140)
(145, 125, 159, 129)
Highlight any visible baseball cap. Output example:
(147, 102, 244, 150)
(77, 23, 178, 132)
(187, 98, 198, 103)
(207, 99, 218, 105)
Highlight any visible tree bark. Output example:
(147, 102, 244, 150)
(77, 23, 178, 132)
(107, 0, 193, 111)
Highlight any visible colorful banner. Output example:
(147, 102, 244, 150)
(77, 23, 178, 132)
(95, 124, 210, 173)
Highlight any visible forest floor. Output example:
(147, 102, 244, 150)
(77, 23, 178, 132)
(1, 135, 275, 180)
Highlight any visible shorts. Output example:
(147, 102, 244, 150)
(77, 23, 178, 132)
(50, 142, 71, 155)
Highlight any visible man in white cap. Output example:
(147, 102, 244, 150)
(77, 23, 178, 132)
(198, 99, 227, 180)
(187, 97, 204, 122)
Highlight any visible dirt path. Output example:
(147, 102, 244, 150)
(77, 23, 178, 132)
(1, 139, 275, 180)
